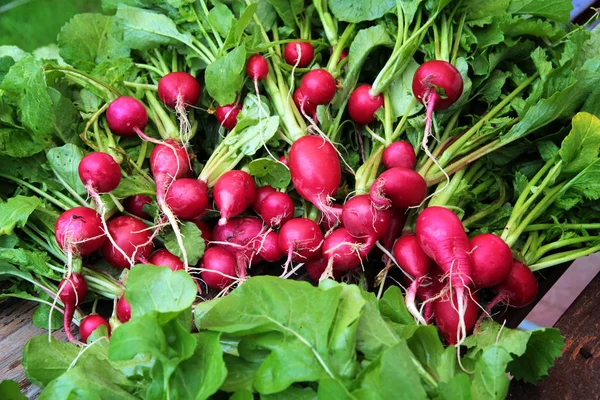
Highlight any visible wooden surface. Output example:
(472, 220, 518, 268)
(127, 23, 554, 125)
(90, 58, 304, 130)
(1, 274, 598, 399)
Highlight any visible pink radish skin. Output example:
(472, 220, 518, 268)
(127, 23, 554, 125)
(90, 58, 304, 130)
(279, 155, 288, 166)
(306, 256, 342, 281)
(469, 234, 513, 288)
(293, 88, 317, 116)
(434, 291, 479, 344)
(258, 231, 284, 262)
(289, 136, 342, 220)
(278, 218, 323, 262)
(166, 178, 209, 221)
(106, 96, 148, 136)
(341, 194, 390, 245)
(150, 139, 191, 192)
(55, 207, 106, 256)
(101, 216, 153, 269)
(380, 208, 407, 253)
(215, 104, 241, 130)
(412, 60, 463, 111)
(192, 219, 213, 243)
(493, 261, 538, 308)
(158, 72, 201, 109)
(348, 84, 384, 125)
(200, 247, 237, 290)
(214, 170, 257, 226)
(58, 273, 88, 342)
(79, 314, 111, 344)
(259, 192, 295, 227)
(284, 42, 314, 67)
(212, 217, 264, 278)
(415, 269, 443, 323)
(124, 195, 152, 220)
(382, 141, 416, 170)
(320, 204, 344, 232)
(370, 167, 427, 209)
(252, 186, 276, 214)
(299, 69, 336, 105)
(78, 152, 121, 193)
(116, 295, 131, 322)
(393, 234, 434, 279)
(322, 228, 369, 273)
(246, 55, 269, 81)
(148, 249, 185, 271)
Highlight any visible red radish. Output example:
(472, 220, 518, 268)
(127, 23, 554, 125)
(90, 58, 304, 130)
(279, 155, 288, 166)
(212, 217, 264, 278)
(299, 69, 336, 105)
(55, 207, 105, 256)
(150, 139, 191, 187)
(306, 256, 342, 281)
(246, 54, 269, 81)
(106, 96, 148, 137)
(215, 103, 241, 130)
(258, 192, 294, 227)
(416, 269, 443, 323)
(192, 219, 213, 243)
(165, 178, 209, 221)
(370, 168, 427, 209)
(284, 42, 314, 67)
(382, 141, 416, 170)
(116, 295, 131, 322)
(339, 49, 348, 61)
(341, 194, 390, 245)
(416, 206, 472, 342)
(293, 88, 317, 116)
(434, 291, 479, 345)
(320, 204, 344, 232)
(493, 261, 538, 308)
(78, 152, 121, 193)
(257, 231, 284, 262)
(288, 136, 342, 221)
(148, 248, 184, 271)
(200, 247, 237, 290)
(348, 84, 384, 125)
(101, 216, 153, 269)
(469, 234, 513, 288)
(278, 218, 323, 263)
(158, 72, 201, 109)
(380, 208, 407, 253)
(58, 273, 87, 342)
(322, 228, 369, 275)
(124, 195, 152, 220)
(393, 235, 434, 279)
(79, 314, 111, 344)
(252, 185, 276, 214)
(214, 170, 257, 226)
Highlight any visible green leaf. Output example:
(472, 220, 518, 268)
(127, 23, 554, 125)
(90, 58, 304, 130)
(465, 0, 510, 25)
(507, 0, 573, 23)
(559, 112, 600, 175)
(328, 0, 395, 23)
(32, 302, 63, 330)
(48, 88, 81, 146)
(356, 291, 402, 360)
(0, 247, 54, 278)
(208, 4, 235, 38)
(221, 354, 261, 392)
(196, 276, 343, 393)
(125, 264, 198, 320)
(378, 285, 415, 325)
(439, 373, 472, 400)
(406, 326, 445, 378)
(248, 158, 291, 189)
(470, 346, 512, 400)
(388, 58, 423, 118)
(164, 221, 206, 266)
(0, 196, 41, 235)
(58, 14, 130, 71)
(112, 174, 156, 198)
(227, 116, 280, 156)
(205, 46, 246, 106)
(46, 144, 88, 195)
(0, 380, 26, 400)
(261, 386, 318, 399)
(266, 0, 305, 31)
(115, 5, 193, 50)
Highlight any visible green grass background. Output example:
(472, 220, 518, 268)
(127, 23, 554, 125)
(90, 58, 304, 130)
(0, 0, 102, 51)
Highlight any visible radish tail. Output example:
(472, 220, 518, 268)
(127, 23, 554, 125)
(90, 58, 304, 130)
(63, 305, 76, 343)
(406, 278, 428, 325)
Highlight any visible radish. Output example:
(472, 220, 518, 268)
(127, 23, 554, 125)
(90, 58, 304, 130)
(288, 136, 341, 221)
(252, 185, 276, 214)
(416, 269, 443, 324)
(192, 219, 213, 243)
(492, 261, 538, 308)
(293, 88, 317, 117)
(246, 54, 269, 81)
(124, 195, 152, 220)
(200, 247, 237, 290)
(106, 96, 148, 137)
(55, 207, 105, 256)
(306, 256, 342, 281)
(382, 141, 416, 170)
(215, 103, 241, 130)
(157, 71, 201, 133)
(101, 216, 153, 269)
(434, 291, 479, 345)
(284, 42, 314, 67)
(116, 295, 131, 323)
(79, 314, 111, 343)
(347, 84, 384, 125)
(341, 194, 390, 246)
(278, 218, 324, 274)
(369, 167, 427, 209)
(469, 234, 513, 288)
(321, 228, 369, 278)
(416, 206, 473, 343)
(213, 170, 257, 226)
(258, 191, 295, 227)
(212, 216, 264, 278)
(257, 231, 284, 262)
(58, 273, 88, 342)
(148, 248, 184, 271)
(380, 208, 407, 253)
(165, 178, 209, 221)
(78, 152, 121, 193)
(299, 69, 336, 105)
(320, 204, 344, 232)
(279, 155, 288, 166)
